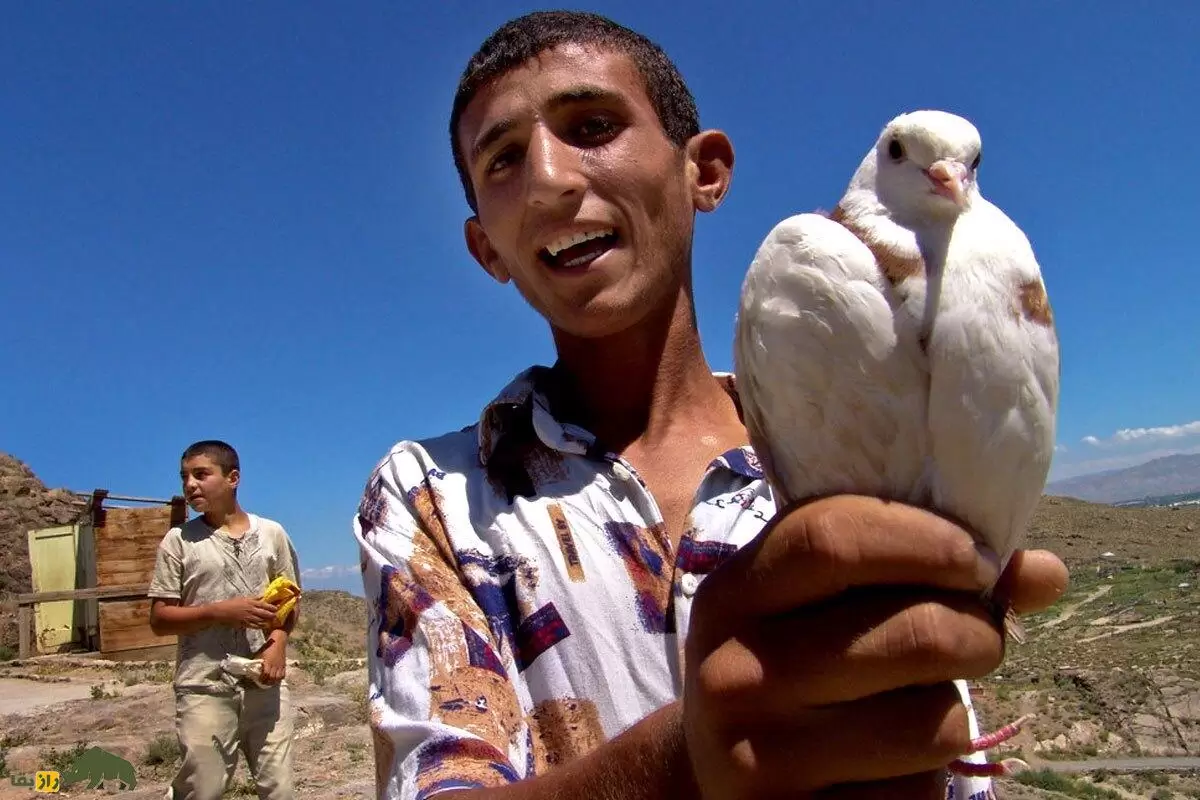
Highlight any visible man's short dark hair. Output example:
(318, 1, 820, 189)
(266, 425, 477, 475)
(181, 440, 239, 475)
(449, 9, 701, 212)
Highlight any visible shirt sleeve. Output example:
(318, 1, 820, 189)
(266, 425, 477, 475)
(271, 524, 301, 588)
(147, 528, 184, 600)
(355, 443, 527, 800)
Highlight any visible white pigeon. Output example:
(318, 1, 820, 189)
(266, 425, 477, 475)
(733, 110, 1060, 776)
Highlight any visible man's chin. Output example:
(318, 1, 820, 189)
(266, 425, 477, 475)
(548, 300, 654, 341)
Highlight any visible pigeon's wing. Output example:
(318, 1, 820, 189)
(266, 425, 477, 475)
(733, 213, 930, 508)
(925, 203, 1061, 568)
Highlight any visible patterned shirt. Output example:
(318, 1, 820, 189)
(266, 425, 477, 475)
(149, 513, 301, 694)
(354, 366, 994, 800)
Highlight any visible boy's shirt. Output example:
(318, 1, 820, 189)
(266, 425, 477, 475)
(355, 366, 995, 800)
(149, 513, 300, 695)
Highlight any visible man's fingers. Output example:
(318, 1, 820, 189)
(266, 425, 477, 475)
(994, 549, 1069, 615)
(696, 496, 1001, 634)
(743, 683, 970, 790)
(813, 769, 948, 800)
(695, 589, 1004, 712)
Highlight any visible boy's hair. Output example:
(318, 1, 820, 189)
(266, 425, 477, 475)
(449, 9, 700, 213)
(181, 440, 240, 476)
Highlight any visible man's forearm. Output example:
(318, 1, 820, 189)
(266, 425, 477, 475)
(150, 602, 220, 636)
(444, 703, 698, 800)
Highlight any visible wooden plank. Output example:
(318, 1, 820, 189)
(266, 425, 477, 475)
(99, 598, 176, 653)
(78, 520, 99, 650)
(18, 605, 32, 659)
(95, 506, 175, 587)
(17, 584, 150, 605)
(96, 552, 162, 571)
(96, 561, 162, 587)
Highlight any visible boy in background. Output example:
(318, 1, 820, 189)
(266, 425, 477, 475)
(149, 439, 300, 800)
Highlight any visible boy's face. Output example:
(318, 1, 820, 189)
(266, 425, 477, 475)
(180, 454, 238, 514)
(457, 43, 730, 340)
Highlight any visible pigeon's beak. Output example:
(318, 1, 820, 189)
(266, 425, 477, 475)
(926, 160, 969, 208)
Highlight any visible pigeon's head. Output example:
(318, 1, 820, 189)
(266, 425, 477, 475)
(870, 110, 983, 220)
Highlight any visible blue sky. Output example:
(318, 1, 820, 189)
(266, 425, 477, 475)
(3, 3, 1197, 594)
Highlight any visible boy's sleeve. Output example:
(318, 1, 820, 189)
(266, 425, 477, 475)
(147, 528, 184, 600)
(272, 525, 301, 589)
(354, 444, 526, 800)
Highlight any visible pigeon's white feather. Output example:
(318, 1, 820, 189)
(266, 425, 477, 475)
(735, 213, 931, 508)
(734, 109, 1060, 582)
(922, 198, 1060, 567)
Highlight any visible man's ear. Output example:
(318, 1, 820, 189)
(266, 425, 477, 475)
(685, 129, 735, 214)
(465, 216, 511, 284)
(226, 468, 240, 491)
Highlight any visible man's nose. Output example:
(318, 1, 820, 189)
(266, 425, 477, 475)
(526, 127, 585, 206)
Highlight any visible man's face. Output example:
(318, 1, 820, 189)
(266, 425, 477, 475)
(180, 454, 237, 514)
(457, 44, 703, 339)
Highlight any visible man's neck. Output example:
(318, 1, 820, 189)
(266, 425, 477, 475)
(203, 505, 250, 535)
(550, 288, 739, 452)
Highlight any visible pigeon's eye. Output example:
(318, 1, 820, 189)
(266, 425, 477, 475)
(887, 139, 905, 161)
(971, 152, 982, 170)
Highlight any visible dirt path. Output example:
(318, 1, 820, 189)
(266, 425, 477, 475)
(1037, 584, 1113, 629)
(1076, 615, 1177, 644)
(1034, 756, 1200, 772)
(0, 677, 126, 716)
(0, 665, 372, 800)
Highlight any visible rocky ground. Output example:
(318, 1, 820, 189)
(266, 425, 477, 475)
(974, 496, 1200, 800)
(0, 658, 373, 799)
(4, 454, 1200, 799)
(0, 590, 373, 799)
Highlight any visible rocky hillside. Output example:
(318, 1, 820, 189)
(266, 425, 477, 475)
(0, 454, 88, 652)
(1048, 453, 1200, 504)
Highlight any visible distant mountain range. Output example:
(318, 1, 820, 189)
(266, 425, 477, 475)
(1046, 453, 1200, 504)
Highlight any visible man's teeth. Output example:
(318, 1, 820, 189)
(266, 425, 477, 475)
(545, 228, 614, 257)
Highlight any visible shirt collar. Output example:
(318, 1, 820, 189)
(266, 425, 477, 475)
(475, 366, 762, 481)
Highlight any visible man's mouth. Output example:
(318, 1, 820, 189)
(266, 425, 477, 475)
(538, 227, 618, 271)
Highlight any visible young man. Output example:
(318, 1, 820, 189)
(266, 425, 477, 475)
(149, 440, 301, 800)
(354, 11, 1068, 800)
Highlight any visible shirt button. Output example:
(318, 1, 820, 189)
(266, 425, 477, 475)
(680, 573, 700, 597)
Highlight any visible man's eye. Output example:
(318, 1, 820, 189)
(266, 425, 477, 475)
(487, 147, 519, 174)
(576, 116, 618, 143)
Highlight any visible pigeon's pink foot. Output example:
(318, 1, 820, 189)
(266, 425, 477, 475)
(947, 714, 1035, 777)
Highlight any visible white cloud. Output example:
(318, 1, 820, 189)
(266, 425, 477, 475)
(1054, 444, 1068, 453)
(301, 564, 360, 580)
(1113, 420, 1200, 443)
(1081, 420, 1200, 448)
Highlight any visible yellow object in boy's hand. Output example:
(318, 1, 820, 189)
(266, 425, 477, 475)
(260, 576, 301, 629)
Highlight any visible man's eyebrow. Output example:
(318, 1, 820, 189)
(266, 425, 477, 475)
(472, 118, 517, 163)
(546, 85, 623, 111)
(470, 86, 623, 164)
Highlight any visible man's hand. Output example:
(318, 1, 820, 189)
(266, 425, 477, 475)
(213, 597, 279, 630)
(259, 636, 287, 684)
(682, 494, 1068, 799)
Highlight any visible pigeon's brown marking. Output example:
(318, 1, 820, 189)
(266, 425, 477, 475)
(829, 204, 924, 285)
(1017, 279, 1054, 327)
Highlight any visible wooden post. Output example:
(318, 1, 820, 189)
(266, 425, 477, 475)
(170, 495, 187, 526)
(18, 604, 32, 659)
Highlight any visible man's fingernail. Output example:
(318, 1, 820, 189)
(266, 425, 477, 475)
(975, 544, 1002, 587)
